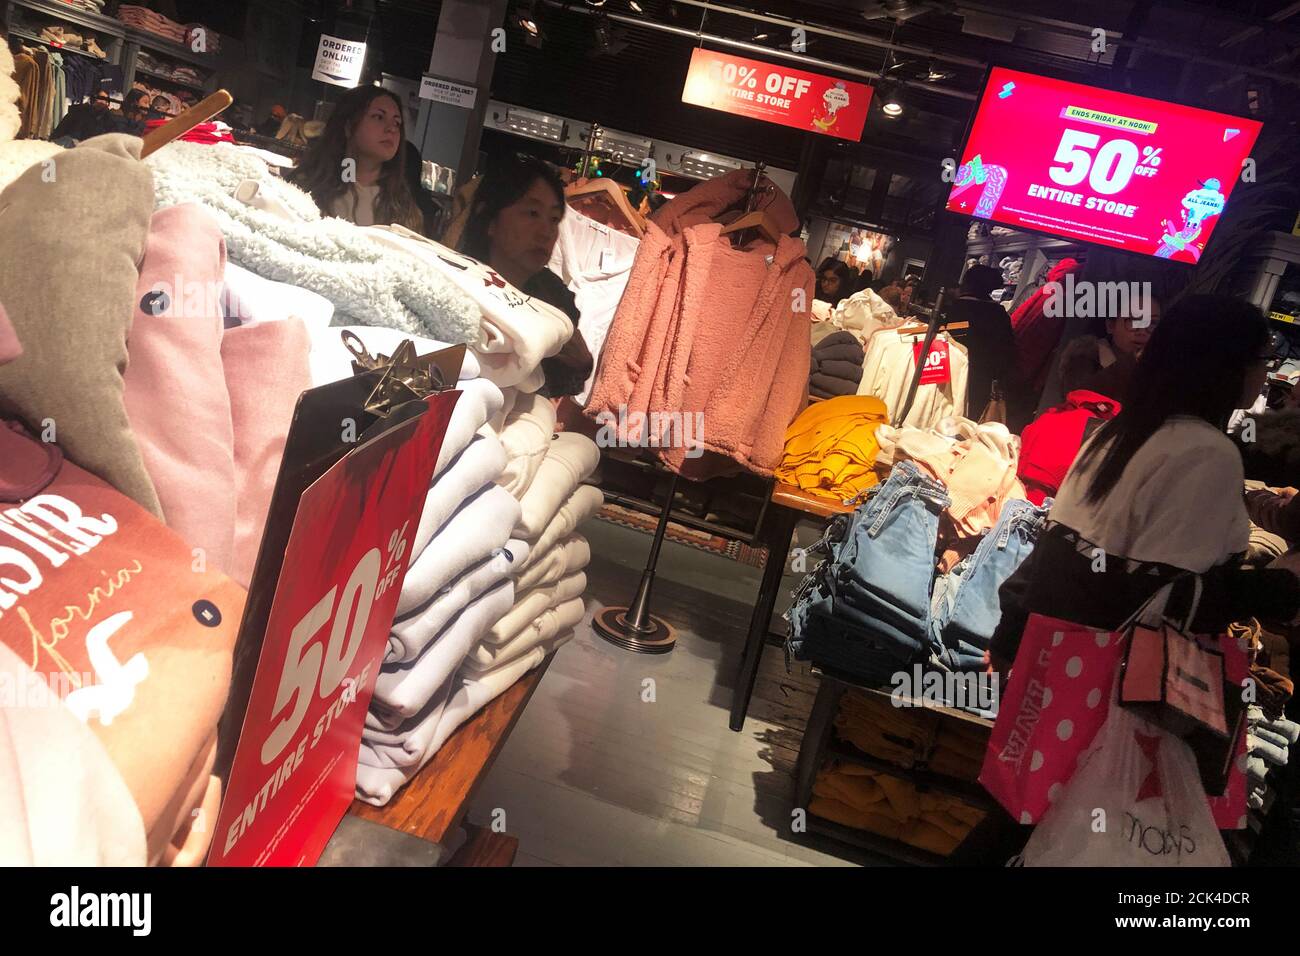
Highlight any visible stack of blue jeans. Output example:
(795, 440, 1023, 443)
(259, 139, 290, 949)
(788, 461, 1050, 682)
(928, 498, 1049, 671)
(788, 461, 950, 680)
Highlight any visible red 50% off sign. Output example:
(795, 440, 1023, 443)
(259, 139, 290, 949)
(209, 393, 458, 866)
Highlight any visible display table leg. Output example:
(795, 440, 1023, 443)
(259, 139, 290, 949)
(728, 505, 799, 731)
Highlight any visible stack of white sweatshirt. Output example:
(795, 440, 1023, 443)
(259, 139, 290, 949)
(309, 275, 604, 807)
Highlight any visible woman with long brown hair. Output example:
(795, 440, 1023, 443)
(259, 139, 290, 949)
(288, 85, 423, 232)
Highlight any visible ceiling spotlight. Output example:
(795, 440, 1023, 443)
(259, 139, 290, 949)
(879, 82, 904, 117)
(585, 0, 608, 6)
(514, 1, 540, 37)
(752, 30, 770, 41)
(629, 0, 644, 10)
(924, 60, 953, 83)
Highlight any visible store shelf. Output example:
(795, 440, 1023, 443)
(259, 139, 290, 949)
(812, 666, 996, 728)
(805, 812, 948, 867)
(8, 0, 125, 37)
(134, 66, 207, 93)
(7, 27, 109, 59)
(964, 232, 1080, 257)
(125, 26, 214, 67)
(825, 737, 996, 809)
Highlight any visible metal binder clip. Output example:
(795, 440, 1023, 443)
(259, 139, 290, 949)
(338, 331, 448, 417)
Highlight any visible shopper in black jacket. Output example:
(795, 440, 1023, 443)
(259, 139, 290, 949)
(990, 294, 1300, 673)
(949, 264, 1020, 420)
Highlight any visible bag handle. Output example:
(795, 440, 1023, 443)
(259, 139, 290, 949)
(1117, 572, 1203, 634)
(0, 420, 64, 503)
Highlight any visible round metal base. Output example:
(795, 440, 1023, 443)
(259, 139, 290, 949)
(592, 606, 677, 654)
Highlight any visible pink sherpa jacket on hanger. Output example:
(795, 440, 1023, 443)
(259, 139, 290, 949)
(584, 169, 812, 477)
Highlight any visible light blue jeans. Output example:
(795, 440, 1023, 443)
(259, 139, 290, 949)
(930, 498, 1049, 670)
(832, 461, 951, 661)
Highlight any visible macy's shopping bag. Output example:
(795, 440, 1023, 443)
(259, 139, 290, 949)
(980, 612, 1124, 825)
(1017, 691, 1230, 866)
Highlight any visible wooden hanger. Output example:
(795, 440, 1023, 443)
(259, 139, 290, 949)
(564, 179, 646, 236)
(719, 209, 782, 246)
(897, 320, 968, 335)
(141, 89, 234, 159)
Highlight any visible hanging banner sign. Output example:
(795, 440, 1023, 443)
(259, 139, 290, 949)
(312, 33, 367, 88)
(681, 48, 872, 142)
(419, 75, 477, 109)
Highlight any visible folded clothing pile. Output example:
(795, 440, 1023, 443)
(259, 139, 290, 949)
(810, 330, 866, 399)
(834, 691, 988, 781)
(1246, 706, 1299, 812)
(788, 459, 1046, 680)
(810, 761, 986, 857)
(144, 141, 481, 344)
(351, 403, 603, 801)
(775, 395, 888, 503)
(361, 226, 574, 395)
(118, 5, 188, 44)
(144, 119, 233, 145)
(874, 417, 1027, 539)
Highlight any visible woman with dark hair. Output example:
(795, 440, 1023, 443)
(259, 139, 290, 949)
(1057, 293, 1162, 404)
(459, 153, 592, 398)
(287, 85, 422, 232)
(815, 258, 855, 307)
(992, 294, 1300, 671)
(949, 294, 1300, 865)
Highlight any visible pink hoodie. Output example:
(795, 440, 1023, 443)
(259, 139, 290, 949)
(586, 170, 812, 478)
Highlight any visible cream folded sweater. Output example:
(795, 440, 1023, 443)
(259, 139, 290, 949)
(514, 433, 601, 539)
(516, 484, 605, 573)
(483, 570, 588, 647)
(462, 596, 585, 672)
(495, 390, 558, 500)
(515, 532, 591, 595)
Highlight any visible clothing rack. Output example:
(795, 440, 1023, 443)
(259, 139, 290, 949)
(893, 286, 952, 427)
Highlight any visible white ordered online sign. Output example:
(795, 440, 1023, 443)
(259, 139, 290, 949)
(312, 33, 367, 88)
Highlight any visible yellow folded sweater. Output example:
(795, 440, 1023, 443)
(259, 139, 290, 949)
(777, 395, 889, 502)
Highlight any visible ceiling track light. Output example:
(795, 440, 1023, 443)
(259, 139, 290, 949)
(628, 0, 644, 11)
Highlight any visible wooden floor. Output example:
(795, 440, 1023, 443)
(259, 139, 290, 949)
(465, 517, 886, 866)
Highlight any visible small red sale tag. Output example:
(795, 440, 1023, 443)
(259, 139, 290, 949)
(912, 338, 951, 385)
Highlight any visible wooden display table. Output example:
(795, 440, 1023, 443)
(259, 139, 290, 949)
(729, 483, 854, 731)
(347, 653, 554, 865)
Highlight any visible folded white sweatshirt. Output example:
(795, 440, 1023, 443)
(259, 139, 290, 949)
(516, 533, 591, 594)
(372, 578, 516, 721)
(355, 647, 546, 806)
(495, 391, 559, 500)
(517, 484, 605, 573)
(360, 672, 456, 770)
(410, 434, 507, 559)
(515, 434, 600, 539)
(484, 571, 588, 646)
(307, 322, 482, 387)
(488, 386, 518, 434)
(435, 378, 506, 474)
(464, 595, 586, 672)
(223, 261, 335, 332)
(362, 227, 573, 390)
(388, 539, 527, 662)
(395, 484, 520, 617)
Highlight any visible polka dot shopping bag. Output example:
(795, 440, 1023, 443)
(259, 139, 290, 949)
(981, 590, 1247, 829)
(980, 612, 1123, 825)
